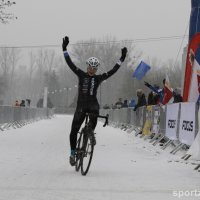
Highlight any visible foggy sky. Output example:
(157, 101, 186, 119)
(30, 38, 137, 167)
(0, 0, 191, 62)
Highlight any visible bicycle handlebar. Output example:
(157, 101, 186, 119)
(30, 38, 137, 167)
(85, 113, 109, 127)
(98, 114, 109, 127)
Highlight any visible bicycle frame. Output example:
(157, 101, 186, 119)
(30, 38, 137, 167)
(75, 113, 109, 175)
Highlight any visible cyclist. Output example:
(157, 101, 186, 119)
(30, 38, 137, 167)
(62, 36, 127, 166)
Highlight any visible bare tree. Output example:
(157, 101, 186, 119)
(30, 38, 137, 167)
(56, 55, 78, 108)
(44, 49, 56, 87)
(70, 36, 142, 106)
(9, 47, 21, 102)
(28, 51, 37, 98)
(164, 59, 182, 88)
(0, 47, 10, 78)
(15, 64, 28, 100)
(0, 47, 10, 102)
(0, 0, 16, 24)
(35, 49, 47, 95)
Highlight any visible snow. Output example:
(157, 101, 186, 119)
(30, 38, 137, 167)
(0, 115, 200, 200)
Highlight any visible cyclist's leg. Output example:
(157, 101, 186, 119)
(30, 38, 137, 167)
(87, 103, 99, 145)
(69, 108, 85, 166)
(88, 102, 99, 130)
(70, 108, 86, 152)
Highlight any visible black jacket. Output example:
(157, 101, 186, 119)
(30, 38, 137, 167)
(173, 94, 183, 103)
(64, 54, 121, 106)
(134, 94, 147, 111)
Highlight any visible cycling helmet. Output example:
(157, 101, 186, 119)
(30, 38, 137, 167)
(86, 57, 100, 69)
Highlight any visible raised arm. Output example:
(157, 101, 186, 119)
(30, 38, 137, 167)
(144, 82, 159, 94)
(144, 81, 164, 102)
(62, 36, 84, 76)
(100, 47, 128, 81)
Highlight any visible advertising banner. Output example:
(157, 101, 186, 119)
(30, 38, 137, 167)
(165, 103, 180, 140)
(179, 102, 196, 146)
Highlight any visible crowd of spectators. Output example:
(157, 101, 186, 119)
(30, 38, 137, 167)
(14, 99, 31, 107)
(103, 98, 135, 110)
(36, 97, 54, 108)
(103, 79, 183, 111)
(14, 97, 54, 108)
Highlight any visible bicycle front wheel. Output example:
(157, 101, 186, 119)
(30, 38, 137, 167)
(75, 132, 83, 172)
(81, 135, 94, 176)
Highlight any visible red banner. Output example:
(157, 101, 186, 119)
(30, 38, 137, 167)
(183, 33, 200, 101)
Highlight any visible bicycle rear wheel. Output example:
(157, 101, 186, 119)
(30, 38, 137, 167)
(75, 131, 83, 172)
(81, 134, 94, 176)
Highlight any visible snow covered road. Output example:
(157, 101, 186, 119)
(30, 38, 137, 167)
(0, 115, 199, 200)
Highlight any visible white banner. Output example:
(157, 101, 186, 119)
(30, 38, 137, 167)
(165, 103, 180, 140)
(179, 102, 196, 146)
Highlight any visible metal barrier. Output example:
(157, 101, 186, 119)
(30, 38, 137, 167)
(55, 107, 76, 114)
(0, 106, 54, 131)
(100, 103, 200, 170)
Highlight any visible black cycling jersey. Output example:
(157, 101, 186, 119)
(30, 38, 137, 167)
(64, 52, 122, 151)
(64, 53, 121, 104)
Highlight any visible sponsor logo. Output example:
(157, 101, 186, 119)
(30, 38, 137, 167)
(182, 120, 193, 132)
(168, 120, 176, 128)
(90, 78, 95, 95)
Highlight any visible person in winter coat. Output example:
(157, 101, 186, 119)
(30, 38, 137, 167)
(20, 100, 26, 107)
(134, 89, 147, 111)
(115, 98, 123, 109)
(173, 88, 183, 103)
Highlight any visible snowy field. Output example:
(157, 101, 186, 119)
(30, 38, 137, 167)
(0, 115, 200, 200)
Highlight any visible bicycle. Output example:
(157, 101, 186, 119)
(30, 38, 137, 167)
(74, 113, 109, 176)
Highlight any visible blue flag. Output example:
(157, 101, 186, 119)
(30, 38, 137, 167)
(132, 61, 151, 80)
(189, 0, 200, 41)
(196, 46, 200, 65)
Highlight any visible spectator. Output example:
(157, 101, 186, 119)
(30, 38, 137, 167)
(147, 85, 161, 105)
(15, 100, 20, 107)
(173, 88, 183, 103)
(115, 98, 123, 109)
(26, 99, 31, 107)
(47, 97, 54, 108)
(147, 91, 154, 105)
(20, 100, 26, 107)
(153, 92, 160, 105)
(134, 89, 147, 111)
(128, 99, 136, 108)
(103, 104, 110, 109)
(37, 98, 43, 108)
(122, 99, 128, 108)
(111, 104, 116, 109)
(144, 81, 164, 103)
(37, 97, 54, 108)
